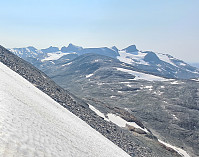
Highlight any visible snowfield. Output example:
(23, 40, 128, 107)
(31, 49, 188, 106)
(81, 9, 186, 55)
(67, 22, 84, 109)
(117, 50, 148, 65)
(156, 53, 176, 67)
(116, 68, 168, 81)
(158, 140, 190, 157)
(0, 62, 130, 157)
(88, 105, 148, 133)
(88, 97, 190, 157)
(86, 73, 94, 78)
(41, 51, 76, 62)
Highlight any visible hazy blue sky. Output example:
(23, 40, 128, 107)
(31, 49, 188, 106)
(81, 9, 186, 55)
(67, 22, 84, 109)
(0, 0, 199, 62)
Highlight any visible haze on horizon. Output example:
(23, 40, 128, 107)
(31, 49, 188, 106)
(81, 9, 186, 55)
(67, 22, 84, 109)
(0, 0, 198, 63)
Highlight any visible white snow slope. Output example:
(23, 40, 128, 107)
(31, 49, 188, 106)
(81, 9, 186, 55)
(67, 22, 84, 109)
(117, 50, 148, 65)
(116, 67, 168, 81)
(41, 51, 75, 62)
(0, 62, 130, 157)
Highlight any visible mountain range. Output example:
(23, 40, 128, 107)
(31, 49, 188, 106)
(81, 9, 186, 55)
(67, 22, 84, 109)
(0, 45, 186, 156)
(9, 43, 199, 80)
(6, 44, 199, 156)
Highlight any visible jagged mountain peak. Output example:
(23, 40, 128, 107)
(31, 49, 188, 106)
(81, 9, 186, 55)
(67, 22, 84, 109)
(67, 43, 83, 49)
(26, 46, 37, 50)
(122, 45, 138, 53)
(11, 46, 37, 52)
(144, 51, 161, 63)
(61, 43, 83, 52)
(111, 46, 119, 52)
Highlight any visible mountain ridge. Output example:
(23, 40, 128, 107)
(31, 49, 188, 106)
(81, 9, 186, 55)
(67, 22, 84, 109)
(9, 44, 199, 79)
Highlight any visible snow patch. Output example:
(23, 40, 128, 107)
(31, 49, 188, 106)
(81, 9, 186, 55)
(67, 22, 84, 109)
(116, 68, 167, 81)
(158, 140, 190, 157)
(153, 91, 163, 95)
(88, 105, 148, 133)
(126, 84, 132, 87)
(117, 51, 148, 65)
(41, 51, 73, 61)
(156, 53, 177, 67)
(107, 114, 149, 133)
(171, 81, 180, 85)
(143, 86, 153, 91)
(88, 104, 109, 121)
(120, 82, 132, 84)
(192, 78, 199, 82)
(172, 114, 178, 120)
(110, 95, 116, 98)
(157, 68, 162, 72)
(86, 73, 94, 78)
(62, 62, 72, 66)
(180, 62, 186, 66)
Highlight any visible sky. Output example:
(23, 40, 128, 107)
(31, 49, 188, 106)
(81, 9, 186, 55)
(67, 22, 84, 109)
(0, 0, 199, 62)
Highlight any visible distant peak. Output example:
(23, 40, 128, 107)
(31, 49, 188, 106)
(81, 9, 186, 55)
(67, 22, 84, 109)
(68, 43, 82, 49)
(61, 43, 83, 52)
(144, 52, 160, 63)
(111, 46, 118, 52)
(27, 46, 36, 49)
(122, 45, 138, 53)
(26, 46, 37, 51)
(41, 46, 59, 53)
(68, 43, 75, 46)
(49, 46, 57, 48)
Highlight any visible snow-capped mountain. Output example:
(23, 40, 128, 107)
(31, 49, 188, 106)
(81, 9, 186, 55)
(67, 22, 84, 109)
(10, 46, 42, 58)
(117, 46, 199, 79)
(1, 45, 183, 156)
(9, 44, 199, 79)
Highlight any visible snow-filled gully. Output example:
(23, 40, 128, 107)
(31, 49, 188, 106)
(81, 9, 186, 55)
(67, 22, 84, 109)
(88, 105, 148, 133)
(88, 104, 190, 157)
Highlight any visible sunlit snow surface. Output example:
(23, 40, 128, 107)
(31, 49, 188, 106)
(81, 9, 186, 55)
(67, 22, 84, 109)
(88, 104, 190, 157)
(116, 68, 168, 81)
(158, 140, 190, 157)
(41, 51, 76, 62)
(0, 62, 130, 157)
(88, 105, 148, 133)
(86, 73, 94, 78)
(117, 51, 148, 65)
(156, 53, 176, 67)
